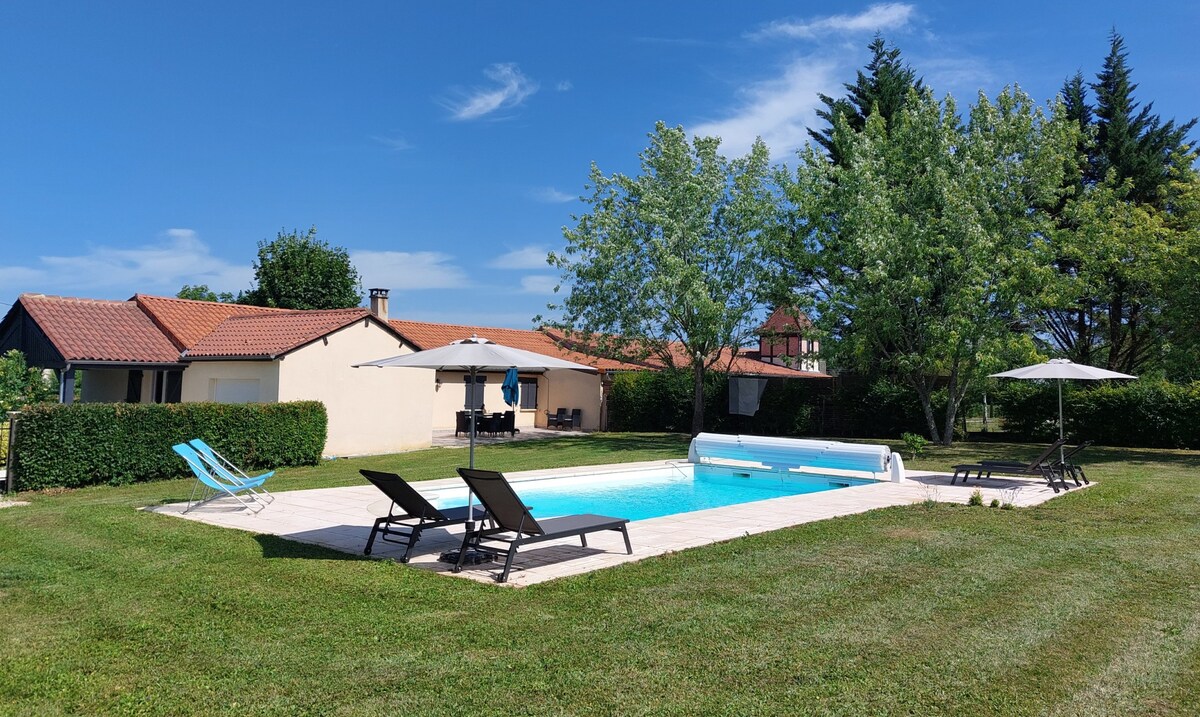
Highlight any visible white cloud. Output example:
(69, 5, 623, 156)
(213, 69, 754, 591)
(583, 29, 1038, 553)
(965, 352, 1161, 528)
(371, 135, 413, 151)
(351, 250, 469, 291)
(443, 63, 539, 121)
(518, 275, 558, 295)
(528, 186, 575, 204)
(750, 3, 915, 40)
(690, 56, 841, 158)
(0, 229, 252, 298)
(555, 80, 573, 92)
(490, 246, 551, 270)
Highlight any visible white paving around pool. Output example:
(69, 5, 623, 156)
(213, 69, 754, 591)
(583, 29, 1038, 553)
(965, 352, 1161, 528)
(147, 460, 1091, 587)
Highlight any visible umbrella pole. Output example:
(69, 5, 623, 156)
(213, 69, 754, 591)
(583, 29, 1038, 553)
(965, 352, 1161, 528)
(1058, 378, 1065, 464)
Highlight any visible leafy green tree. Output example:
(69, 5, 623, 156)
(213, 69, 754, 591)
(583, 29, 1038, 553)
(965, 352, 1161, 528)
(176, 284, 234, 303)
(1040, 33, 1197, 373)
(779, 88, 1074, 444)
(549, 122, 776, 436)
(808, 34, 923, 165)
(0, 349, 57, 411)
(239, 227, 363, 310)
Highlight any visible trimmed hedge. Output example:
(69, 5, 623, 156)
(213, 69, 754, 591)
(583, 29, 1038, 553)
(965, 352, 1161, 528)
(11, 401, 327, 490)
(991, 379, 1200, 449)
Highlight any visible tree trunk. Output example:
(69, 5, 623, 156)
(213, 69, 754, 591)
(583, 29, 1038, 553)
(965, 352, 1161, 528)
(691, 363, 706, 437)
(913, 380, 941, 444)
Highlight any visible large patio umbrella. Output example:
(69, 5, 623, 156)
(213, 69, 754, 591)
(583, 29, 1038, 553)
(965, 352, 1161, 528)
(353, 334, 598, 469)
(501, 368, 520, 408)
(989, 358, 1136, 461)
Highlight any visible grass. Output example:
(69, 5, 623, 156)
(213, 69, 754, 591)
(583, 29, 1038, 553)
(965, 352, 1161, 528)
(2, 432, 1200, 715)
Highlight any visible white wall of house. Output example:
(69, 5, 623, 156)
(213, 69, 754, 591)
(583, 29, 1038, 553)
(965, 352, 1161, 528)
(181, 361, 281, 403)
(536, 369, 602, 430)
(277, 318, 432, 456)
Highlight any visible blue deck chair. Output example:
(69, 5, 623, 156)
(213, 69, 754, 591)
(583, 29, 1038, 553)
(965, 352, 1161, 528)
(173, 443, 270, 514)
(189, 438, 275, 497)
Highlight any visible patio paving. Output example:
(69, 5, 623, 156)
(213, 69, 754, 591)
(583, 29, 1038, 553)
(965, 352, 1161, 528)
(148, 461, 1091, 587)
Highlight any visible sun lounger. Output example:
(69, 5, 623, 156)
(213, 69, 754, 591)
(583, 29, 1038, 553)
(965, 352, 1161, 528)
(453, 468, 632, 583)
(952, 438, 1070, 492)
(359, 470, 489, 562)
(173, 443, 272, 514)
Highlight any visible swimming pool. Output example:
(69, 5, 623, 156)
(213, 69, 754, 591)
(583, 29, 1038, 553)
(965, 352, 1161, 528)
(428, 462, 875, 522)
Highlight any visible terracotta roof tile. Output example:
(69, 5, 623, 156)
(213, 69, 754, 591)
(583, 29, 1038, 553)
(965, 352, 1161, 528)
(388, 320, 643, 371)
(757, 306, 813, 334)
(134, 294, 283, 350)
(390, 320, 825, 377)
(18, 294, 182, 363)
(186, 309, 374, 359)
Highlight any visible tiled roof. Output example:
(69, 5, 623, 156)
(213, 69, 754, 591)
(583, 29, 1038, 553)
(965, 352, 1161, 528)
(757, 306, 813, 334)
(135, 294, 283, 350)
(17, 294, 182, 363)
(186, 308, 375, 359)
(389, 320, 643, 371)
(390, 320, 826, 378)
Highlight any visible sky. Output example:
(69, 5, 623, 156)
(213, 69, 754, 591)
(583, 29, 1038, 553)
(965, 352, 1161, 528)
(1, 2, 1197, 328)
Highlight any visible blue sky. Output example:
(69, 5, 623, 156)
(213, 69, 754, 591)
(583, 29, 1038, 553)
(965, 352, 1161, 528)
(1, 2, 1196, 327)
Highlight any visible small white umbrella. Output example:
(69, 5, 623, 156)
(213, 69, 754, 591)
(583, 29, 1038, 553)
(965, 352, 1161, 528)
(990, 358, 1136, 460)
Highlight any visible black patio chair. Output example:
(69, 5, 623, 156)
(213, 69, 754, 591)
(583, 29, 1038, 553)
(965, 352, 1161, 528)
(551, 407, 568, 429)
(454, 411, 471, 438)
(951, 438, 1070, 492)
(360, 470, 489, 562)
(567, 408, 582, 430)
(453, 468, 633, 583)
(500, 410, 517, 437)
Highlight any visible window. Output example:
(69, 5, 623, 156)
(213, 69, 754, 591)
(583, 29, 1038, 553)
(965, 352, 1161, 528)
(210, 378, 261, 403)
(519, 378, 538, 410)
(463, 375, 486, 410)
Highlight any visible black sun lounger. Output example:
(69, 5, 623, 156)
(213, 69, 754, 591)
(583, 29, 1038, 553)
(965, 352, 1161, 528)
(951, 438, 1070, 492)
(360, 470, 489, 563)
(453, 468, 633, 583)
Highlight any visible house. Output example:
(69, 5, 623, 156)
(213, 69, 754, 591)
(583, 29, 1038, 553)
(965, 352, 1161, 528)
(0, 289, 827, 456)
(756, 306, 823, 373)
(0, 292, 432, 456)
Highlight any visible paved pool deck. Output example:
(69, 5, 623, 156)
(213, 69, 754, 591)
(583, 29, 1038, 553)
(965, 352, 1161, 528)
(148, 460, 1090, 587)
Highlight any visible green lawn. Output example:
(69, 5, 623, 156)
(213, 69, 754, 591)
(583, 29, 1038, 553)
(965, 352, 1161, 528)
(2, 433, 1199, 716)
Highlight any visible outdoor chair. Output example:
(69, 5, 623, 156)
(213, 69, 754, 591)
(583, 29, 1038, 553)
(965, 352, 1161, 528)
(500, 410, 517, 437)
(566, 408, 582, 430)
(455, 411, 471, 437)
(188, 439, 274, 496)
(952, 438, 1071, 492)
(551, 407, 568, 429)
(360, 470, 490, 562)
(173, 443, 272, 514)
(453, 468, 633, 583)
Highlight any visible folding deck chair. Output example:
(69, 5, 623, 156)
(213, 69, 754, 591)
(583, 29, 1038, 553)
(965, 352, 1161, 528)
(453, 468, 632, 583)
(359, 470, 490, 562)
(173, 443, 272, 514)
(951, 438, 1071, 492)
(189, 439, 275, 496)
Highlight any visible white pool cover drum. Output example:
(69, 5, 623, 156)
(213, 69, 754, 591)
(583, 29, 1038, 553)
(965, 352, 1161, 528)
(688, 432, 894, 475)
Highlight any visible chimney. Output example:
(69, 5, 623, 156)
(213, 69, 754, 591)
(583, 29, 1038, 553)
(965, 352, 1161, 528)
(369, 288, 389, 321)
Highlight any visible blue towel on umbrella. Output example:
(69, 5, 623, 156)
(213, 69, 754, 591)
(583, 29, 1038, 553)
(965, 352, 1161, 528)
(501, 368, 519, 407)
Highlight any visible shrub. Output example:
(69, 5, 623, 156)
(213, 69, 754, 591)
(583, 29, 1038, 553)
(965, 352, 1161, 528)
(901, 432, 927, 460)
(991, 379, 1200, 449)
(968, 489, 984, 507)
(989, 498, 1001, 508)
(11, 401, 326, 490)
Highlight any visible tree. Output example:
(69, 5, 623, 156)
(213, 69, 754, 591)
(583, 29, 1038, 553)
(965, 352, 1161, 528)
(1040, 32, 1197, 373)
(239, 227, 362, 310)
(779, 88, 1075, 444)
(808, 34, 923, 165)
(549, 122, 776, 436)
(0, 349, 57, 411)
(176, 284, 234, 303)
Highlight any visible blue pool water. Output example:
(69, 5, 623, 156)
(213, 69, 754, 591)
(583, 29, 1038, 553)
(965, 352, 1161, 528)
(434, 463, 870, 521)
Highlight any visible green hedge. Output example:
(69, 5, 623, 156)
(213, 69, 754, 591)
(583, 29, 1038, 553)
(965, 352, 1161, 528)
(11, 401, 327, 490)
(991, 379, 1200, 449)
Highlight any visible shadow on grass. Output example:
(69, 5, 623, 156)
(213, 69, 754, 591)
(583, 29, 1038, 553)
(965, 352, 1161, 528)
(253, 533, 366, 561)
